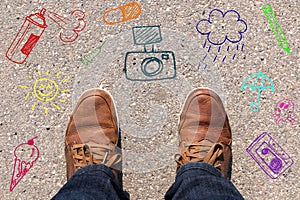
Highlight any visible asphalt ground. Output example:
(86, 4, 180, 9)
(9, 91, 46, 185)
(0, 0, 299, 199)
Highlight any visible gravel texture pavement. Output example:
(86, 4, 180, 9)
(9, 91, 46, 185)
(0, 0, 299, 199)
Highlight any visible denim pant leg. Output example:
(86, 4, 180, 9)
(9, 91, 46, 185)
(52, 164, 130, 200)
(165, 162, 244, 200)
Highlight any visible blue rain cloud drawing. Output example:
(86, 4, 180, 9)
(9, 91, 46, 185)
(196, 8, 247, 67)
(196, 9, 247, 45)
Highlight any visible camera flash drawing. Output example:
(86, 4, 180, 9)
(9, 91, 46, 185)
(196, 9, 247, 68)
(246, 132, 294, 179)
(10, 136, 39, 192)
(124, 25, 176, 81)
(262, 4, 290, 54)
(240, 71, 275, 112)
(20, 70, 70, 115)
(272, 98, 296, 124)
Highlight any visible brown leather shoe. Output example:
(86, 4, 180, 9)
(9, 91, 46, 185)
(175, 88, 232, 179)
(65, 89, 121, 180)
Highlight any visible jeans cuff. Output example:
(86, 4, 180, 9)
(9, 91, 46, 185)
(72, 164, 116, 180)
(176, 162, 224, 179)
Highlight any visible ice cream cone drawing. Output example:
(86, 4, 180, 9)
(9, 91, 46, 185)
(10, 136, 40, 192)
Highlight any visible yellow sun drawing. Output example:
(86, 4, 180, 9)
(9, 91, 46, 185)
(20, 70, 70, 115)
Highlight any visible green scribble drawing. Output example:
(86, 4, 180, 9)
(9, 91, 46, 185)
(80, 40, 106, 66)
(240, 71, 275, 112)
(262, 4, 290, 54)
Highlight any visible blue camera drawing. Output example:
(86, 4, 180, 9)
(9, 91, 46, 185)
(124, 25, 176, 81)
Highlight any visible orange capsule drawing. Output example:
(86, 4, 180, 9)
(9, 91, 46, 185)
(102, 2, 142, 25)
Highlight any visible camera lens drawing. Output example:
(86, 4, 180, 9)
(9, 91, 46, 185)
(124, 25, 176, 81)
(20, 70, 70, 115)
(196, 8, 247, 68)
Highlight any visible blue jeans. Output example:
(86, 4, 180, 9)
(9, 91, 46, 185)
(52, 163, 243, 200)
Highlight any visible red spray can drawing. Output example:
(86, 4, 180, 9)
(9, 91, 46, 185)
(6, 8, 47, 64)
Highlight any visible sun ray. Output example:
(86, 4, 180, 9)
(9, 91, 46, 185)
(46, 70, 50, 75)
(44, 107, 48, 115)
(56, 71, 61, 78)
(32, 102, 37, 111)
(20, 85, 29, 89)
(37, 71, 41, 76)
(61, 89, 70, 93)
(25, 92, 30, 100)
(62, 77, 70, 84)
(52, 103, 61, 110)
(59, 99, 67, 103)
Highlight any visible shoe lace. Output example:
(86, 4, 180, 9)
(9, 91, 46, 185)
(71, 144, 122, 170)
(175, 139, 225, 171)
